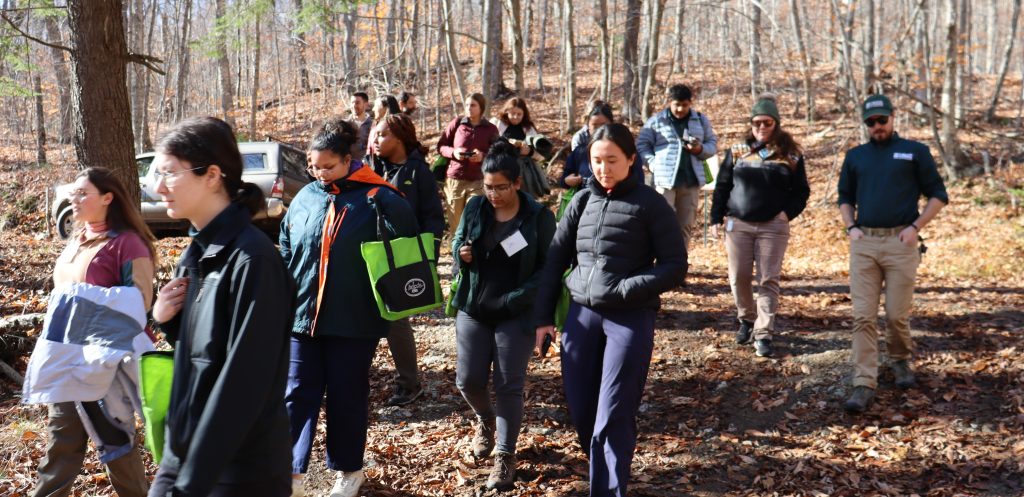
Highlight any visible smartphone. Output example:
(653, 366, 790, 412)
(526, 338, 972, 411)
(540, 333, 553, 357)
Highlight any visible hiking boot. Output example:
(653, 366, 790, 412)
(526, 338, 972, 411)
(753, 339, 773, 357)
(291, 476, 305, 497)
(329, 470, 365, 497)
(387, 384, 424, 406)
(735, 320, 754, 345)
(486, 451, 517, 491)
(890, 360, 917, 389)
(472, 416, 496, 458)
(843, 386, 875, 414)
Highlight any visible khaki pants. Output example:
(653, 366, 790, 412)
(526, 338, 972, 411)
(656, 185, 700, 250)
(444, 178, 482, 233)
(849, 233, 920, 389)
(33, 402, 148, 497)
(725, 216, 790, 340)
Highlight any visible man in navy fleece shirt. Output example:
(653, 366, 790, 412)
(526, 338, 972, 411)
(837, 94, 948, 414)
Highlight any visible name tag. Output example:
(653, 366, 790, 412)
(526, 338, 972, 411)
(893, 153, 914, 160)
(500, 230, 528, 257)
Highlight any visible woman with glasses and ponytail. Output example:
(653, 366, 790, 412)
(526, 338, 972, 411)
(147, 116, 295, 497)
(709, 94, 810, 358)
(281, 117, 418, 497)
(449, 139, 556, 491)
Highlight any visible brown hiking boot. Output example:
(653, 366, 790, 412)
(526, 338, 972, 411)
(486, 451, 516, 490)
(891, 360, 917, 389)
(843, 386, 875, 413)
(472, 416, 495, 458)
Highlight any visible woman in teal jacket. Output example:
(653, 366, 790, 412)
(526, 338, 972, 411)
(279, 118, 418, 497)
(450, 140, 556, 491)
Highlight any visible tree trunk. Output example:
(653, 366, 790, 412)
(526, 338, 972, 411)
(292, 0, 310, 92)
(666, 0, 684, 85)
(939, 0, 965, 177)
(562, 0, 576, 132)
(789, 0, 814, 122)
(128, 0, 145, 153)
(641, 0, 666, 120)
(537, 0, 549, 91)
(34, 75, 46, 165)
(482, 0, 504, 99)
(507, 0, 526, 95)
(215, 0, 236, 128)
(342, 9, 357, 79)
(43, 15, 72, 143)
(622, 0, 642, 123)
(749, 0, 763, 98)
(986, 0, 998, 73)
(862, 0, 876, 93)
(66, 0, 139, 205)
(595, 0, 611, 100)
(441, 0, 467, 102)
(985, 0, 1020, 121)
(249, 14, 261, 140)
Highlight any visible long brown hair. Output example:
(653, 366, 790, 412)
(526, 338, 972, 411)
(75, 167, 158, 264)
(498, 97, 535, 130)
(744, 127, 803, 170)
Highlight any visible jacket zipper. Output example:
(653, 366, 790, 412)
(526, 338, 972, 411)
(585, 198, 609, 306)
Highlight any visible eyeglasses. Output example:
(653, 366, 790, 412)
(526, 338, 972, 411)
(306, 165, 341, 177)
(69, 190, 99, 201)
(153, 166, 219, 182)
(483, 183, 513, 194)
(864, 116, 890, 127)
(751, 119, 775, 129)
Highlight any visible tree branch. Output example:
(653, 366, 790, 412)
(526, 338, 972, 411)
(128, 52, 166, 76)
(0, 11, 70, 53)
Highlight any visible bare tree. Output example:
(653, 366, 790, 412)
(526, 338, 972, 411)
(594, 0, 611, 100)
(506, 0, 526, 95)
(215, 0, 236, 128)
(292, 0, 310, 92)
(622, 0, 642, 123)
(562, 0, 576, 132)
(640, 0, 666, 120)
(665, 0, 684, 85)
(440, 0, 466, 102)
(789, 0, 814, 122)
(536, 0, 549, 92)
(984, 0, 1021, 122)
(939, 0, 967, 177)
(34, 74, 46, 165)
(66, 0, 139, 203)
(482, 0, 504, 99)
(42, 15, 71, 143)
(173, 0, 193, 123)
(749, 0, 763, 98)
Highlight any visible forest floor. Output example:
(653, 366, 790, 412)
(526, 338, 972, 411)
(1, 62, 1024, 496)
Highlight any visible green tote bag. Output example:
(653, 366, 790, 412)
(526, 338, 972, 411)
(138, 350, 174, 464)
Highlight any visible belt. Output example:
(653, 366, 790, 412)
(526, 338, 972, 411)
(860, 226, 906, 237)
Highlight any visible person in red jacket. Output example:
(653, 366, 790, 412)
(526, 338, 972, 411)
(436, 92, 499, 233)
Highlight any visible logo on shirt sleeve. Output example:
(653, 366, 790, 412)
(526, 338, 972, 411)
(893, 152, 914, 160)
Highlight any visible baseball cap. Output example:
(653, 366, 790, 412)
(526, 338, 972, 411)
(862, 95, 893, 119)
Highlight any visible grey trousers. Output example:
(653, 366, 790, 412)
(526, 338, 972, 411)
(455, 311, 534, 454)
(386, 317, 421, 391)
(725, 216, 791, 340)
(32, 402, 148, 497)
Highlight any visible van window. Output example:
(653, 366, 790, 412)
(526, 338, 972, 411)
(243, 153, 268, 171)
(280, 147, 307, 179)
(137, 156, 154, 177)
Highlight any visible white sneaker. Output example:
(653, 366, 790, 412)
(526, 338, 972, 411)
(291, 476, 305, 497)
(329, 470, 366, 497)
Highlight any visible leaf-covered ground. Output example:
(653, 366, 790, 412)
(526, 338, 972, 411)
(2, 63, 1024, 496)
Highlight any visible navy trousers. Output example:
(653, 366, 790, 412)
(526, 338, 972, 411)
(285, 334, 379, 474)
(560, 302, 655, 497)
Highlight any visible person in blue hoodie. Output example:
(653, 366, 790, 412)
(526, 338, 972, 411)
(280, 118, 418, 497)
(369, 113, 445, 406)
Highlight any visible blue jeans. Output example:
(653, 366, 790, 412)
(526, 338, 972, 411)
(560, 303, 655, 497)
(285, 334, 379, 474)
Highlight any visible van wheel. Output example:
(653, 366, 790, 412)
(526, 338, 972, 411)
(57, 205, 75, 239)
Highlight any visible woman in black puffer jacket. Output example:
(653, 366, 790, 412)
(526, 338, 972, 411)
(533, 123, 686, 497)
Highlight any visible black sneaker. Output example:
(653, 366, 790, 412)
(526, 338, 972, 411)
(736, 320, 754, 345)
(386, 385, 423, 406)
(890, 360, 917, 389)
(753, 339, 773, 357)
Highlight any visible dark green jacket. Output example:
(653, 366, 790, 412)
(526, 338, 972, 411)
(450, 192, 556, 325)
(280, 164, 418, 339)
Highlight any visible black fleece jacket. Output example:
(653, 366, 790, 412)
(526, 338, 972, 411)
(710, 143, 810, 225)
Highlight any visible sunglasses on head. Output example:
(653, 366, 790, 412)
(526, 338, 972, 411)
(864, 116, 890, 127)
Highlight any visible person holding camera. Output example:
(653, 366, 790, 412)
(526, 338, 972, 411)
(838, 95, 948, 413)
(561, 101, 644, 190)
(449, 140, 556, 491)
(709, 94, 810, 358)
(637, 84, 718, 260)
(491, 97, 552, 198)
(437, 93, 500, 233)
(534, 124, 686, 497)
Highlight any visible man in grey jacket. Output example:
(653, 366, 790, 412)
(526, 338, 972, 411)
(637, 84, 718, 256)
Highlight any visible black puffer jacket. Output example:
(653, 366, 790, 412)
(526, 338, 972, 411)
(534, 174, 686, 324)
